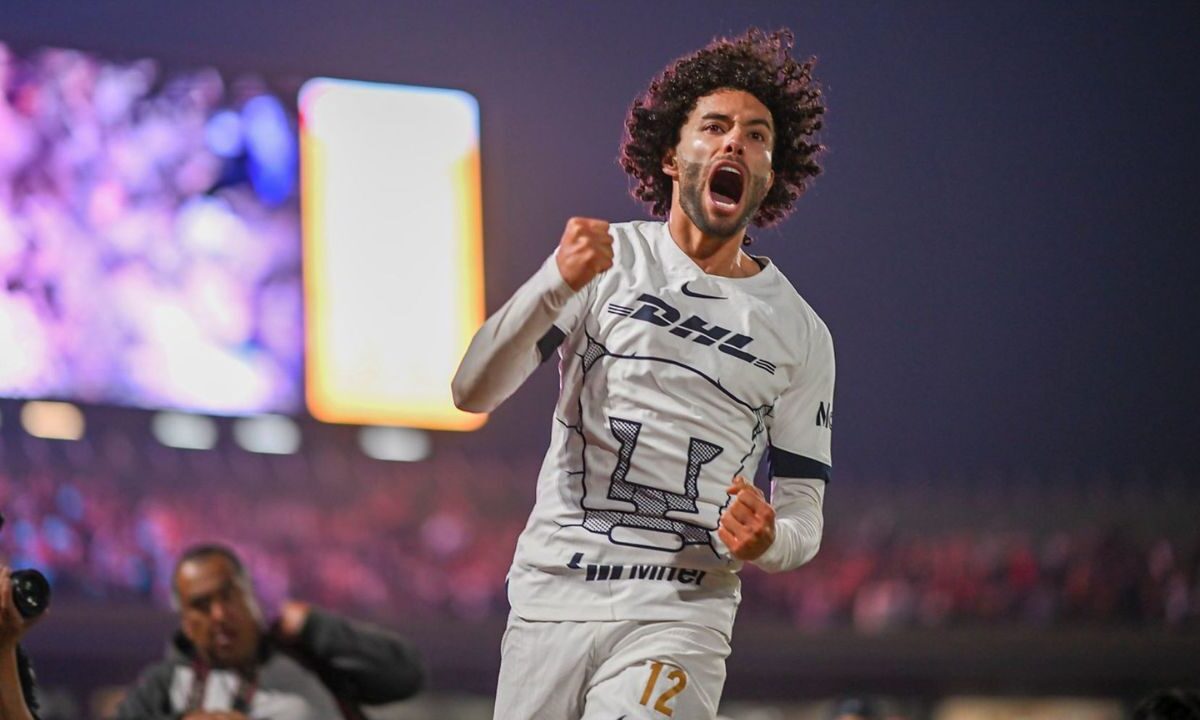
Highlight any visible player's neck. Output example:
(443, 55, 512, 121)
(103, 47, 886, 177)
(666, 209, 758, 279)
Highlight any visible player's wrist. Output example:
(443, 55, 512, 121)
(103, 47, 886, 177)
(750, 533, 788, 570)
(541, 252, 580, 301)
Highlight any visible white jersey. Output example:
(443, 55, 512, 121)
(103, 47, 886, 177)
(454, 220, 834, 637)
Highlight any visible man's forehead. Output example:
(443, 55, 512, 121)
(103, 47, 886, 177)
(176, 555, 238, 596)
(692, 89, 773, 127)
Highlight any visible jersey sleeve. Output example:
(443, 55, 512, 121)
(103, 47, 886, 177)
(751, 319, 835, 573)
(766, 319, 835, 482)
(451, 252, 593, 413)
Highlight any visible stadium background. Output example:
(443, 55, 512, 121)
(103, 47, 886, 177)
(2, 1, 1198, 718)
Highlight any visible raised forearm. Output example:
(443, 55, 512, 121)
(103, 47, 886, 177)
(451, 255, 577, 413)
(751, 476, 825, 573)
(298, 608, 425, 703)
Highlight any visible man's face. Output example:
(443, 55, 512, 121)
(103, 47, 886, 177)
(175, 555, 262, 669)
(665, 89, 776, 239)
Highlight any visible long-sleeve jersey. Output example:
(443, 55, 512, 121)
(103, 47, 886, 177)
(453, 220, 834, 637)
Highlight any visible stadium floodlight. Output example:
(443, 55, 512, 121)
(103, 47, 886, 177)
(232, 415, 301, 455)
(20, 401, 85, 441)
(358, 426, 431, 462)
(151, 412, 219, 450)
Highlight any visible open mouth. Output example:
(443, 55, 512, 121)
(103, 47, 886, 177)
(214, 628, 237, 649)
(708, 164, 745, 209)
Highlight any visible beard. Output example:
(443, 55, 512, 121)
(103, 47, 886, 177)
(676, 157, 770, 240)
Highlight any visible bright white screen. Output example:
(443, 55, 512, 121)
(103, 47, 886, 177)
(300, 78, 486, 430)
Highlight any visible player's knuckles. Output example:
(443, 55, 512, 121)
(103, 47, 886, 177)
(583, 235, 613, 253)
(573, 240, 608, 260)
(733, 491, 759, 507)
(738, 495, 763, 513)
(742, 485, 765, 502)
(566, 216, 608, 233)
(579, 244, 606, 259)
(568, 235, 594, 253)
(747, 497, 771, 517)
(730, 504, 754, 523)
(580, 256, 607, 275)
(722, 515, 747, 535)
(570, 255, 598, 274)
(562, 220, 595, 246)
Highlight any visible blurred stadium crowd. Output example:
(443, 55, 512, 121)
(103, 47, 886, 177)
(2, 430, 1197, 633)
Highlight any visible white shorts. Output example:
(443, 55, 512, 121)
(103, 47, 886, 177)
(492, 613, 731, 720)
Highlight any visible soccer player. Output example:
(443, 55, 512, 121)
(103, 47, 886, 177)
(452, 28, 832, 720)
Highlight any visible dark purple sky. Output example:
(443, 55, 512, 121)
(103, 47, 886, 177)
(7, 1, 1199, 472)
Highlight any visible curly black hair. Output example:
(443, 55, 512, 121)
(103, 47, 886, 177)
(620, 28, 825, 228)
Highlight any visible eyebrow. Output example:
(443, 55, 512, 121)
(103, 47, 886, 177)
(186, 579, 235, 607)
(700, 112, 774, 133)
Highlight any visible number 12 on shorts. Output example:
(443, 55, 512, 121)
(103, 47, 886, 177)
(639, 661, 688, 717)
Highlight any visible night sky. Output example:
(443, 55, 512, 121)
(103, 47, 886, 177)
(6, 1, 1199, 474)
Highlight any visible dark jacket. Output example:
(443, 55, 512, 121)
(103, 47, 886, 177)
(112, 608, 424, 720)
(16, 644, 41, 720)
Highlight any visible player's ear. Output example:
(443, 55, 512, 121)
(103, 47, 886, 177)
(661, 149, 678, 179)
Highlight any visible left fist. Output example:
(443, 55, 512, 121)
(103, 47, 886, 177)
(717, 477, 776, 561)
(274, 600, 312, 642)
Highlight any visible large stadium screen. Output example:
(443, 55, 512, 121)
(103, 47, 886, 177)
(0, 42, 486, 428)
(0, 42, 303, 415)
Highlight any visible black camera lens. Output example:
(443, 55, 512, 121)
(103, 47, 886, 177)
(11, 569, 51, 619)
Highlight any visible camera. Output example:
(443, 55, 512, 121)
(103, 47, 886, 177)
(0, 512, 52, 619)
(10, 569, 50, 619)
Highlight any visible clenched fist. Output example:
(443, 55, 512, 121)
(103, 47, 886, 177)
(556, 217, 613, 291)
(718, 477, 777, 561)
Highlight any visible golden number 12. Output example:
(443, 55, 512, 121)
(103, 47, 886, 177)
(639, 661, 688, 717)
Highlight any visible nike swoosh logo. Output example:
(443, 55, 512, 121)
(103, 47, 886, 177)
(681, 281, 726, 300)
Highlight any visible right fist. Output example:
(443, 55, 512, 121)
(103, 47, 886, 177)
(556, 217, 613, 291)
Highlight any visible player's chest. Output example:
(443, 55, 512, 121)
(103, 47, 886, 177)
(585, 278, 795, 403)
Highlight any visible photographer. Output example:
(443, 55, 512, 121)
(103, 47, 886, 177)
(1, 565, 40, 720)
(115, 544, 424, 720)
